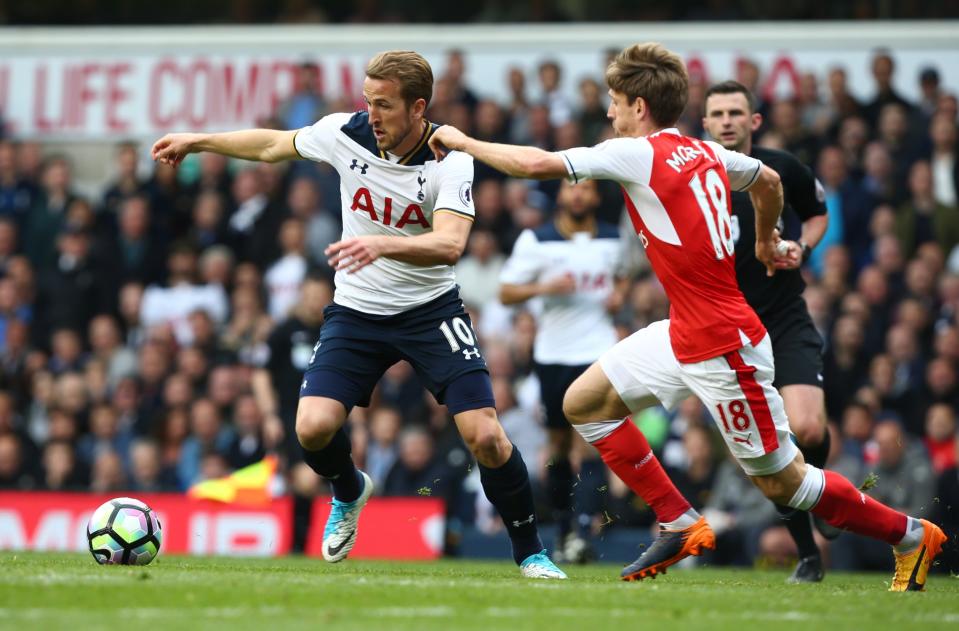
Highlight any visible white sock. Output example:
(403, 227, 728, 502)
(660, 508, 701, 531)
(572, 419, 626, 444)
(893, 517, 925, 553)
(786, 465, 826, 511)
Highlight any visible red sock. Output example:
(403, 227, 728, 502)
(811, 470, 907, 545)
(593, 419, 691, 524)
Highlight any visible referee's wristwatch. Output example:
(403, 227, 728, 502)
(799, 241, 812, 264)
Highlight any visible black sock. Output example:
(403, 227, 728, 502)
(799, 426, 831, 469)
(547, 457, 575, 539)
(776, 505, 819, 559)
(574, 459, 605, 538)
(300, 428, 362, 502)
(479, 443, 544, 565)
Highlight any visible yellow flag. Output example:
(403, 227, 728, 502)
(188, 455, 277, 506)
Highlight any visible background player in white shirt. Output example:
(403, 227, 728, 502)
(430, 42, 946, 591)
(499, 178, 626, 561)
(152, 50, 565, 579)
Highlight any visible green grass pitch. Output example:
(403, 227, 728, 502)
(1, 553, 958, 630)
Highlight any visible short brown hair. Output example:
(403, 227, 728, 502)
(605, 43, 689, 127)
(704, 80, 757, 113)
(366, 50, 434, 107)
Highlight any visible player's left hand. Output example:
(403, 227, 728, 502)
(429, 125, 468, 161)
(755, 239, 778, 277)
(326, 236, 384, 274)
(773, 240, 802, 270)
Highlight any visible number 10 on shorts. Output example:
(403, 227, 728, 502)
(439, 318, 482, 360)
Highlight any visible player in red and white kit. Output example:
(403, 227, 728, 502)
(431, 43, 946, 591)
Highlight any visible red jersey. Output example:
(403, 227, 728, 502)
(561, 129, 767, 363)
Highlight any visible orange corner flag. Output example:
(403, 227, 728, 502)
(188, 455, 278, 506)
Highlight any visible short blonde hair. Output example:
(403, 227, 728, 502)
(366, 50, 434, 107)
(605, 43, 689, 127)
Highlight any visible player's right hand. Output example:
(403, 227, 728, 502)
(151, 133, 203, 167)
(755, 239, 778, 277)
(541, 273, 577, 295)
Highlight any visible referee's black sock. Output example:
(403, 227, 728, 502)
(300, 428, 363, 503)
(799, 426, 831, 469)
(776, 504, 819, 559)
(546, 457, 575, 540)
(479, 444, 544, 565)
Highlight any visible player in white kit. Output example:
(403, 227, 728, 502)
(499, 178, 625, 561)
(152, 50, 565, 578)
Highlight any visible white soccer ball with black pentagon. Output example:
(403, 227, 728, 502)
(86, 497, 162, 565)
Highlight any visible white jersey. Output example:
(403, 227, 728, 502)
(499, 222, 623, 365)
(294, 112, 475, 315)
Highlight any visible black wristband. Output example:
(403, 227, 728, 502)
(800, 241, 812, 264)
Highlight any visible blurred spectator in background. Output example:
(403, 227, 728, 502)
(895, 160, 959, 257)
(383, 426, 452, 499)
(42, 439, 85, 490)
(924, 403, 957, 473)
(864, 50, 913, 127)
(917, 67, 942, 120)
(455, 229, 504, 309)
(442, 50, 479, 113)
(178, 398, 234, 488)
(365, 405, 402, 491)
(0, 141, 34, 222)
(128, 438, 178, 492)
(538, 60, 571, 128)
(33, 225, 114, 347)
(265, 217, 308, 321)
(25, 156, 76, 271)
(276, 62, 326, 131)
(140, 243, 228, 346)
(113, 195, 166, 286)
(929, 113, 958, 209)
(101, 142, 149, 217)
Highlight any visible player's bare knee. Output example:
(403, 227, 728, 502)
(464, 424, 509, 465)
(295, 405, 339, 449)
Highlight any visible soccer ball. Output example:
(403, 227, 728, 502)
(86, 497, 162, 565)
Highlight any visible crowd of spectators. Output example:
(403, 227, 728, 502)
(0, 48, 957, 570)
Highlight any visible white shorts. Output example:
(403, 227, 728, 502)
(599, 319, 798, 476)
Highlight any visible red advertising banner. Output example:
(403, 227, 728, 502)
(307, 497, 446, 560)
(0, 492, 445, 559)
(0, 492, 292, 556)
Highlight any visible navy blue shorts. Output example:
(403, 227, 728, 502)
(299, 287, 493, 415)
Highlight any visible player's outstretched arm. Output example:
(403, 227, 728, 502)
(500, 276, 577, 305)
(151, 129, 298, 166)
(429, 125, 567, 180)
(326, 211, 472, 273)
(746, 164, 784, 276)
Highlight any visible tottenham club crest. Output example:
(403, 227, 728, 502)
(458, 181, 472, 206)
(417, 173, 426, 201)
